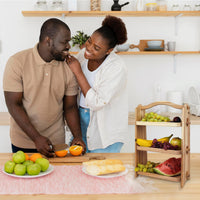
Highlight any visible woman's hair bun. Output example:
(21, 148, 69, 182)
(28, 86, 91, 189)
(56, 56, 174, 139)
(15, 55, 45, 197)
(102, 15, 127, 45)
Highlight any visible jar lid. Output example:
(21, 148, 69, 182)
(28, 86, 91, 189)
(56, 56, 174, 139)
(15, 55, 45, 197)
(146, 3, 157, 6)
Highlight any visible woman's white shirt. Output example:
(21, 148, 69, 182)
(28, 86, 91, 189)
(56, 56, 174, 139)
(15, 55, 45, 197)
(76, 48, 128, 150)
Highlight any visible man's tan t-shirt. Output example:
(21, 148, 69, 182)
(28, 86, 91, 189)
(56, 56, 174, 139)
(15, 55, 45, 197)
(3, 44, 78, 148)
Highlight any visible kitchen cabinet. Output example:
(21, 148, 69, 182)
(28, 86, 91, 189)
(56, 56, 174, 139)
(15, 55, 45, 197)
(134, 101, 190, 188)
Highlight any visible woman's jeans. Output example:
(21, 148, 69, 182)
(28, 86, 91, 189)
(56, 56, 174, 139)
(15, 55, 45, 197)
(79, 107, 123, 153)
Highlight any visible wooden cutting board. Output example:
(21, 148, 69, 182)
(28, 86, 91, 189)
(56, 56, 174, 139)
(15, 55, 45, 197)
(48, 154, 106, 163)
(130, 39, 164, 51)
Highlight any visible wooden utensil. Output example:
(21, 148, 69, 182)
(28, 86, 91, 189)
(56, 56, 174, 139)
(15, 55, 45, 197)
(130, 40, 164, 51)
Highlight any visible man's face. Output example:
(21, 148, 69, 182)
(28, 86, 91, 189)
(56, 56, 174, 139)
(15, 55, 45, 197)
(50, 28, 71, 61)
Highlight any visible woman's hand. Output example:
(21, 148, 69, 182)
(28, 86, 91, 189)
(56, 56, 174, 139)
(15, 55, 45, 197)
(66, 55, 82, 76)
(71, 136, 86, 154)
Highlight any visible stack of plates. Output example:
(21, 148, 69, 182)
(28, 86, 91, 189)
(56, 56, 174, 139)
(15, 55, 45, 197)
(167, 91, 183, 113)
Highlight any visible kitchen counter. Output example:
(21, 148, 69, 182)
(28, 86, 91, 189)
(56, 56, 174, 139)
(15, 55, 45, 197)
(0, 153, 200, 200)
(1, 112, 200, 126)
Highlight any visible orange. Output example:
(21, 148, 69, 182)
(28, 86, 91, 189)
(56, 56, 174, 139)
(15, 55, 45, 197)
(24, 153, 29, 160)
(55, 150, 68, 157)
(29, 153, 43, 162)
(69, 145, 83, 156)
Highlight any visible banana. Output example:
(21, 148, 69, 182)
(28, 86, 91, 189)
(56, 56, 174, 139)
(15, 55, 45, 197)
(157, 134, 173, 143)
(136, 138, 152, 147)
(136, 134, 173, 147)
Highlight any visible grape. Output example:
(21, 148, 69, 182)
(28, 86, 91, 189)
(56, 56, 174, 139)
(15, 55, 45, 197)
(141, 112, 170, 122)
(151, 140, 179, 150)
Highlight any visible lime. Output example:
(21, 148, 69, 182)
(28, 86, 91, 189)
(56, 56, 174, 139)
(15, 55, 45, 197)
(35, 158, 49, 172)
(14, 164, 26, 175)
(13, 151, 26, 164)
(27, 163, 41, 175)
(4, 161, 16, 174)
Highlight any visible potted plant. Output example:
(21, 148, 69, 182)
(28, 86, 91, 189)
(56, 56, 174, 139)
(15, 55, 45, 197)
(71, 31, 90, 49)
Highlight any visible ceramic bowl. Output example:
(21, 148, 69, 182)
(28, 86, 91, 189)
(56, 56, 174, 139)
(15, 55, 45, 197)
(116, 43, 130, 52)
(147, 41, 162, 48)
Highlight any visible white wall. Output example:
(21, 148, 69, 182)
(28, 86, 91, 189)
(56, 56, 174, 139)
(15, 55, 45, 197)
(0, 0, 200, 153)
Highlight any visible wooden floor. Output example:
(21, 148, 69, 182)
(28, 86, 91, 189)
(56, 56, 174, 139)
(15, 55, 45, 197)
(1, 153, 200, 200)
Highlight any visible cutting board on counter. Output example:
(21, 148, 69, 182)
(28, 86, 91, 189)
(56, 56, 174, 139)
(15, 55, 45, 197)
(48, 154, 106, 163)
(130, 39, 164, 51)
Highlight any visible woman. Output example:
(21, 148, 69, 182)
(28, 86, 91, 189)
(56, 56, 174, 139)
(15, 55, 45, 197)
(66, 15, 128, 153)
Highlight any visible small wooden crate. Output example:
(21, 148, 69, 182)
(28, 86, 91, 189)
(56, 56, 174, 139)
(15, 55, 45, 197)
(134, 101, 190, 188)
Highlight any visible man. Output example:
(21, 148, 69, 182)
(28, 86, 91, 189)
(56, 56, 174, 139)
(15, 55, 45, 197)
(3, 18, 86, 157)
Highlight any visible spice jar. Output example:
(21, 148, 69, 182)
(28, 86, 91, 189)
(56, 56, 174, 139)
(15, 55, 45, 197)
(51, 0, 63, 11)
(145, 3, 157, 11)
(35, 0, 47, 11)
(157, 0, 167, 11)
(90, 0, 101, 11)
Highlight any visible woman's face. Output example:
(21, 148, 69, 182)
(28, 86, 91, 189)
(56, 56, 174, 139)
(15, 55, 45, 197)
(84, 32, 113, 61)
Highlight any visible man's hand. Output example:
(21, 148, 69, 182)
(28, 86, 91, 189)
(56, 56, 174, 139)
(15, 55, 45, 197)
(71, 136, 86, 154)
(34, 135, 54, 157)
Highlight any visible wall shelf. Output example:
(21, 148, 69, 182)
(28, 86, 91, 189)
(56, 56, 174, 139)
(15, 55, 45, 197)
(21, 11, 200, 17)
(70, 51, 200, 55)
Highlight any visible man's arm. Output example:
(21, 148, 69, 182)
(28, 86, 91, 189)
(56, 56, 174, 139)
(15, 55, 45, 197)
(63, 95, 86, 154)
(4, 91, 54, 157)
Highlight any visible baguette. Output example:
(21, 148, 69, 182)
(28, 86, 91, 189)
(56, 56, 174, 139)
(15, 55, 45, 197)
(85, 164, 126, 176)
(83, 159, 123, 166)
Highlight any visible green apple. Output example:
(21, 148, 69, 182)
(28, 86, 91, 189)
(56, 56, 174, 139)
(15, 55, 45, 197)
(4, 161, 16, 174)
(23, 160, 34, 167)
(14, 164, 26, 175)
(35, 158, 49, 172)
(27, 163, 41, 175)
(13, 151, 26, 164)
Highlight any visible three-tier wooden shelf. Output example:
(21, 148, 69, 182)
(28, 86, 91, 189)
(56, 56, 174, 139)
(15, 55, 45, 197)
(135, 101, 190, 188)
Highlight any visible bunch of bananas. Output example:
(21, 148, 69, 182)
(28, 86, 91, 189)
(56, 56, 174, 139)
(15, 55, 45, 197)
(136, 134, 173, 147)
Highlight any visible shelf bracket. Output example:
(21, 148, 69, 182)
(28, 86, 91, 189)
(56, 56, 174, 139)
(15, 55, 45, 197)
(61, 13, 65, 20)
(174, 14, 182, 36)
(173, 54, 178, 74)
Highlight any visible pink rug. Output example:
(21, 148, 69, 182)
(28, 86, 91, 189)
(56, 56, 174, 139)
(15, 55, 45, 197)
(0, 165, 155, 194)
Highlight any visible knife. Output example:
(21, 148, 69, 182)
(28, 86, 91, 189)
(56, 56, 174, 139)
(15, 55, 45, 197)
(50, 144, 69, 151)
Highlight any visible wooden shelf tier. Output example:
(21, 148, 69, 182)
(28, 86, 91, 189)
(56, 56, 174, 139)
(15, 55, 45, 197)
(22, 11, 200, 17)
(136, 146, 182, 155)
(136, 121, 181, 127)
(129, 112, 200, 125)
(70, 51, 200, 55)
(137, 171, 181, 182)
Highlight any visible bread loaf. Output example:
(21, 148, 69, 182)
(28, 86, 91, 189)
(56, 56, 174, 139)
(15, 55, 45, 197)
(85, 164, 126, 176)
(83, 159, 123, 166)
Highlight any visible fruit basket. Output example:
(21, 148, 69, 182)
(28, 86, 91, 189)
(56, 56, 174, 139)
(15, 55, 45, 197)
(134, 101, 190, 188)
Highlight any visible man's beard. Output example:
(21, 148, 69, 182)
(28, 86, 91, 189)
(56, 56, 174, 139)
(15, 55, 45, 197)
(51, 43, 66, 61)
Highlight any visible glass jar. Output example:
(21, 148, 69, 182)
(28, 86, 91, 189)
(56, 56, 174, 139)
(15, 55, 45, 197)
(51, 0, 63, 11)
(194, 4, 200, 11)
(183, 3, 191, 11)
(171, 4, 180, 11)
(157, 0, 167, 11)
(35, 0, 47, 11)
(145, 3, 157, 11)
(90, 0, 101, 11)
